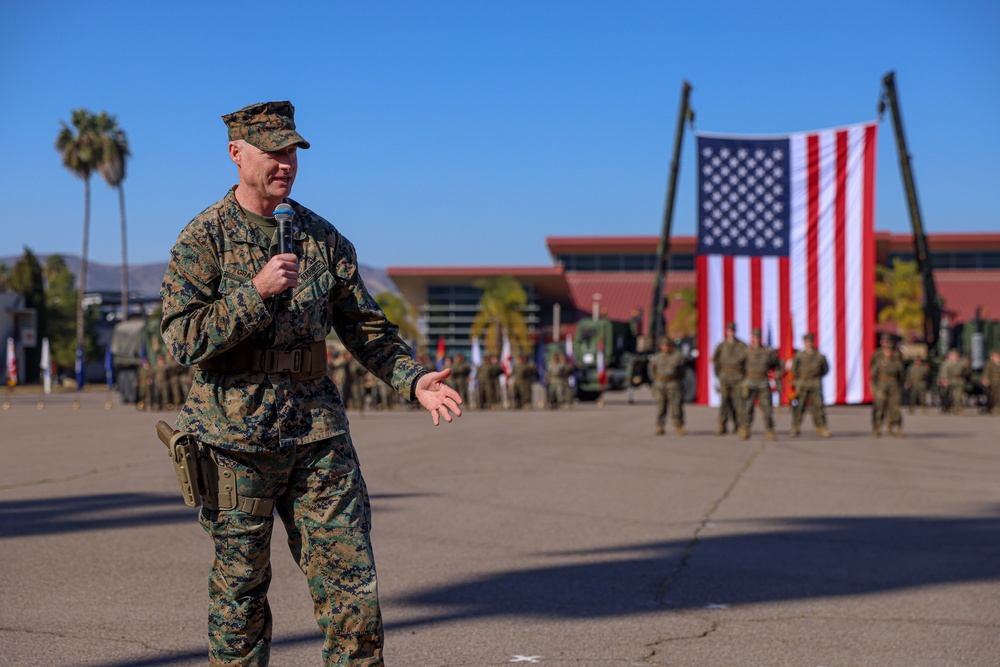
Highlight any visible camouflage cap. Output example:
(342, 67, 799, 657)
(880, 333, 895, 345)
(726, 321, 736, 331)
(751, 327, 762, 337)
(222, 101, 310, 151)
(803, 332, 815, 342)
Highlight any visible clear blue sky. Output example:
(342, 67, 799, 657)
(2, 1, 997, 269)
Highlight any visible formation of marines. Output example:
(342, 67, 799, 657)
(703, 325, 831, 439)
(322, 332, 996, 429)
(136, 354, 194, 411)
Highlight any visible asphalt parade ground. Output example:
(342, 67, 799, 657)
(1, 387, 998, 667)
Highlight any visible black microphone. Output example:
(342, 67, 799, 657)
(273, 203, 297, 300)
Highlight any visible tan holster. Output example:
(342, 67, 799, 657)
(155, 421, 275, 517)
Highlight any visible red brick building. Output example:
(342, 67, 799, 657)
(387, 232, 1000, 355)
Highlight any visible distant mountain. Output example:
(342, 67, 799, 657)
(0, 254, 397, 300)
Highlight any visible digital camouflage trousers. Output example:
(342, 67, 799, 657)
(199, 433, 383, 667)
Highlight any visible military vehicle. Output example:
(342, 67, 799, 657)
(110, 313, 164, 403)
(571, 317, 641, 401)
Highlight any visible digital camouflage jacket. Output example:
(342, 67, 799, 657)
(161, 187, 426, 451)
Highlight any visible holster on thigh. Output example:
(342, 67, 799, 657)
(155, 421, 275, 518)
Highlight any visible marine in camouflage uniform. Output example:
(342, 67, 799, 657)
(741, 328, 780, 440)
(647, 338, 685, 435)
(546, 351, 572, 409)
(937, 348, 968, 414)
(511, 355, 537, 409)
(982, 350, 1000, 414)
(159, 101, 461, 667)
(904, 357, 930, 415)
(790, 333, 831, 437)
(450, 353, 471, 405)
(712, 322, 747, 434)
(869, 334, 906, 437)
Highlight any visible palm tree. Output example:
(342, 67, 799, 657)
(875, 258, 925, 341)
(95, 113, 131, 321)
(56, 108, 103, 386)
(470, 275, 530, 356)
(374, 291, 419, 348)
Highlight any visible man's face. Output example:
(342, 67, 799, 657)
(232, 141, 298, 208)
(751, 335, 761, 347)
(803, 338, 814, 351)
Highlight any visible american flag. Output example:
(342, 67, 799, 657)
(695, 122, 878, 405)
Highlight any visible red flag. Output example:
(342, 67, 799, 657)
(436, 335, 446, 371)
(596, 335, 608, 386)
(696, 122, 877, 405)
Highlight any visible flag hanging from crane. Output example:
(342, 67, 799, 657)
(696, 121, 878, 405)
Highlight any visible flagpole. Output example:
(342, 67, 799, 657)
(651, 80, 694, 345)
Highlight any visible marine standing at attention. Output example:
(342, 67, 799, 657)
(740, 327, 780, 440)
(789, 332, 830, 437)
(712, 321, 747, 434)
(869, 333, 906, 437)
(159, 101, 462, 667)
(647, 337, 686, 436)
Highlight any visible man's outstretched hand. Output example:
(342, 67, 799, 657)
(415, 368, 464, 426)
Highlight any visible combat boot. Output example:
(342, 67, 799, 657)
(872, 428, 881, 438)
(738, 427, 750, 440)
(765, 429, 776, 441)
(715, 424, 726, 435)
(790, 425, 800, 437)
(655, 424, 665, 436)
(674, 422, 686, 436)
(817, 426, 832, 438)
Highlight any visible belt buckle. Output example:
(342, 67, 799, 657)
(289, 349, 302, 373)
(263, 349, 279, 373)
(262, 349, 303, 374)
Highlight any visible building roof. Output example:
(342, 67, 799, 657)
(564, 272, 695, 332)
(935, 270, 1000, 322)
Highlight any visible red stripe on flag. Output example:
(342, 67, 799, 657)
(723, 256, 735, 327)
(751, 257, 762, 332)
(862, 123, 878, 403)
(779, 257, 791, 404)
(696, 255, 710, 404)
(835, 130, 848, 403)
(806, 134, 821, 342)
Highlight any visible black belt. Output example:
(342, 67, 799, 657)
(198, 340, 327, 381)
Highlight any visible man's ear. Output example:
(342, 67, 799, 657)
(228, 141, 241, 167)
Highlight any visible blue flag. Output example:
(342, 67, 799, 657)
(75, 344, 85, 390)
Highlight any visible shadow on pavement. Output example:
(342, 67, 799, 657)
(90, 633, 323, 667)
(0, 492, 194, 538)
(0, 491, 430, 539)
(387, 510, 1000, 628)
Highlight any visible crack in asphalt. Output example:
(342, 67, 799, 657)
(654, 439, 768, 608)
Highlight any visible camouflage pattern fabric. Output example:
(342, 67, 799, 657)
(870, 350, 905, 431)
(222, 101, 311, 151)
(511, 361, 537, 409)
(200, 434, 382, 666)
(791, 349, 829, 430)
(712, 338, 747, 431)
(450, 359, 471, 404)
(160, 187, 427, 451)
(742, 346, 780, 432)
(982, 359, 1000, 413)
(905, 362, 930, 411)
(647, 350, 685, 428)
(938, 357, 968, 413)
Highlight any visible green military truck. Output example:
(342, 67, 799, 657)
(571, 317, 640, 401)
(110, 313, 164, 404)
